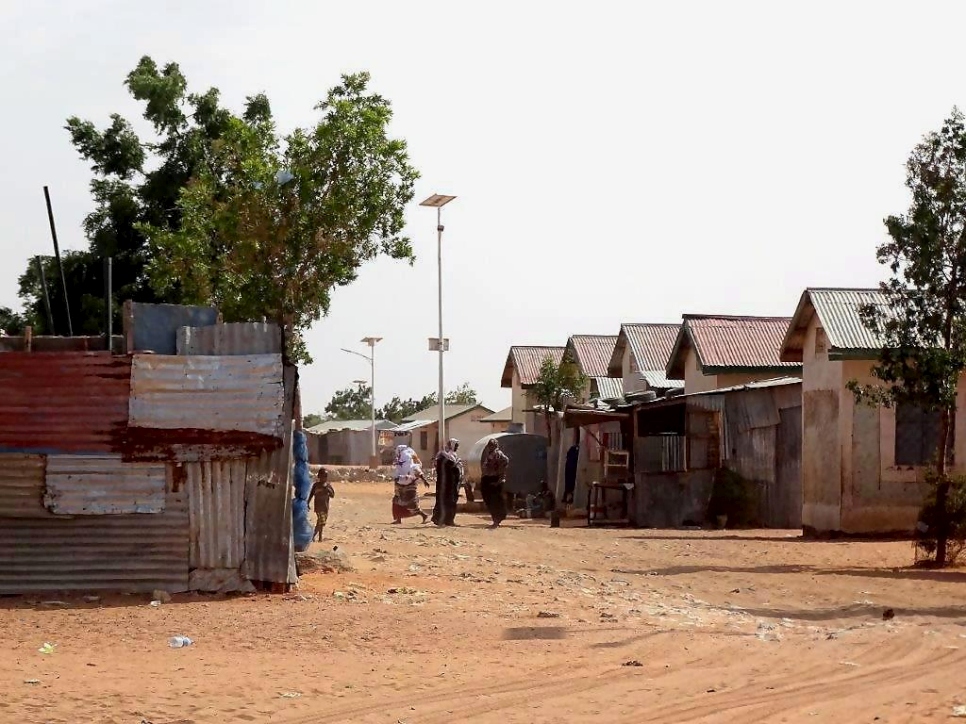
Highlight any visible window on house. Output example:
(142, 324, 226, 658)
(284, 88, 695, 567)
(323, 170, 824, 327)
(420, 430, 428, 450)
(895, 402, 952, 466)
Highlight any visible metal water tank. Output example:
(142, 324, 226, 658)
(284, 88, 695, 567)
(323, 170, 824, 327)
(464, 433, 549, 496)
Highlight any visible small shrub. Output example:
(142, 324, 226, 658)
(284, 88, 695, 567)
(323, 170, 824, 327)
(707, 468, 758, 527)
(914, 470, 966, 566)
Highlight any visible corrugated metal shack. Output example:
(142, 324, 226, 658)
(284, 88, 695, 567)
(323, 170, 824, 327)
(630, 377, 803, 529)
(0, 302, 297, 595)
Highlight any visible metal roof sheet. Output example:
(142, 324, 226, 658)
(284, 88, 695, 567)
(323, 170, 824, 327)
(44, 455, 167, 515)
(187, 459, 247, 571)
(501, 346, 565, 387)
(640, 370, 684, 390)
(306, 419, 395, 434)
(392, 419, 436, 433)
(128, 354, 285, 438)
(0, 353, 132, 454)
(591, 376, 624, 401)
(668, 315, 801, 377)
(401, 403, 494, 422)
(0, 454, 53, 518)
(176, 322, 283, 356)
(780, 288, 888, 361)
(566, 335, 618, 377)
(609, 323, 681, 377)
(481, 406, 512, 423)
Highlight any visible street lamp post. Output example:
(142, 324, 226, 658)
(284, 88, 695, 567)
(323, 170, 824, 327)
(419, 193, 456, 455)
(341, 336, 382, 465)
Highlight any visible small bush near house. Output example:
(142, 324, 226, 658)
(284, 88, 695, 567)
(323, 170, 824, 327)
(707, 468, 758, 527)
(915, 470, 966, 567)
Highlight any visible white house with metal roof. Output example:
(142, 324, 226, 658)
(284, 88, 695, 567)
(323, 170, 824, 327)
(607, 323, 683, 396)
(780, 287, 966, 535)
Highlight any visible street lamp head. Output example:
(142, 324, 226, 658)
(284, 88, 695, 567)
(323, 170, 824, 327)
(352, 379, 367, 386)
(361, 336, 382, 346)
(419, 194, 456, 208)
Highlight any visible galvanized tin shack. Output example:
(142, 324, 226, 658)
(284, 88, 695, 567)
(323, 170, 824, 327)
(0, 310, 296, 595)
(630, 377, 802, 529)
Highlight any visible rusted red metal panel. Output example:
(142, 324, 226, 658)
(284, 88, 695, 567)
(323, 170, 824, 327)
(0, 353, 131, 454)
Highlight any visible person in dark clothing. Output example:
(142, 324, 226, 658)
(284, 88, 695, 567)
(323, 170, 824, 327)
(480, 439, 510, 529)
(432, 438, 462, 526)
(564, 443, 579, 504)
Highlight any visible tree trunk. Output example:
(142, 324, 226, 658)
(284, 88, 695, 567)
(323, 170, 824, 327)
(935, 406, 952, 567)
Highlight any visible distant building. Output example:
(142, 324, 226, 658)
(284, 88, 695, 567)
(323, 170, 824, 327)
(607, 323, 682, 397)
(481, 406, 513, 434)
(564, 334, 620, 403)
(304, 419, 397, 465)
(395, 403, 496, 459)
(501, 346, 564, 432)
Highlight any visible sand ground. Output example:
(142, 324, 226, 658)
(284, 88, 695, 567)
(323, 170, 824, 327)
(3, 481, 966, 723)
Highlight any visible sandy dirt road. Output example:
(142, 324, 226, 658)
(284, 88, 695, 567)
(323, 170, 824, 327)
(2, 481, 966, 723)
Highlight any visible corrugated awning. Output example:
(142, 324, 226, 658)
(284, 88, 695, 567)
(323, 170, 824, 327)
(563, 407, 629, 429)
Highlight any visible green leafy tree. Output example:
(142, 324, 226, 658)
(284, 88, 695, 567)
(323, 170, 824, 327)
(848, 108, 966, 567)
(302, 413, 324, 429)
(19, 57, 234, 334)
(531, 356, 587, 445)
(324, 384, 373, 421)
(379, 394, 436, 423)
(142, 71, 418, 362)
(446, 382, 478, 405)
(0, 307, 26, 335)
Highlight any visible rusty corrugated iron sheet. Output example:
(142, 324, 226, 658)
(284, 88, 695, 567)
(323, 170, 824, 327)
(609, 323, 682, 378)
(500, 346, 565, 388)
(186, 459, 247, 570)
(244, 366, 296, 585)
(176, 323, 283, 356)
(669, 315, 802, 378)
(0, 454, 52, 518)
(45, 455, 166, 515)
(0, 353, 131, 454)
(0, 472, 189, 593)
(781, 288, 888, 362)
(128, 354, 285, 438)
(566, 335, 618, 378)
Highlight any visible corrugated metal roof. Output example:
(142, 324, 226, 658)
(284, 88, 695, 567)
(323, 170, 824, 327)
(176, 323, 283, 356)
(187, 459, 247, 571)
(591, 376, 624, 401)
(128, 354, 285, 437)
(781, 288, 887, 361)
(0, 454, 52, 518)
(44, 455, 166, 515)
(566, 335, 618, 377)
(501, 346, 565, 387)
(0, 472, 189, 593)
(0, 353, 132, 454)
(640, 370, 683, 390)
(668, 315, 801, 377)
(401, 403, 494, 422)
(306, 419, 395, 434)
(611, 323, 681, 377)
(392, 419, 436, 433)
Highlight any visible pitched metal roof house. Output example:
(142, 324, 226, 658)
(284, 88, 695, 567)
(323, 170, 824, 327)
(607, 323, 682, 394)
(501, 346, 565, 432)
(667, 314, 802, 394)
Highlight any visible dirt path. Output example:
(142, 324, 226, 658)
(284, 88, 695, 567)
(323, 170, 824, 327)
(2, 481, 966, 723)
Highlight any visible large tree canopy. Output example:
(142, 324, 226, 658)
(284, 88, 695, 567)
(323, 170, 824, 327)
(315, 383, 479, 423)
(18, 57, 418, 361)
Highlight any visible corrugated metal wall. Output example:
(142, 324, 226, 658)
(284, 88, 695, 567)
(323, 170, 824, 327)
(187, 460, 247, 569)
(128, 354, 285, 437)
(45, 455, 166, 515)
(177, 323, 282, 356)
(0, 455, 51, 518)
(0, 353, 132, 453)
(0, 467, 189, 593)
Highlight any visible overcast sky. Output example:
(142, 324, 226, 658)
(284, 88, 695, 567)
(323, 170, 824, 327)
(1, 1, 962, 414)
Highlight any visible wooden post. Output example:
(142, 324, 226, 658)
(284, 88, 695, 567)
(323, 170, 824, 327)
(122, 300, 134, 354)
(24, 326, 32, 353)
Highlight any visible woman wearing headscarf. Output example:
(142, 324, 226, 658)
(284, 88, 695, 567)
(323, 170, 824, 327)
(432, 438, 462, 527)
(391, 445, 430, 525)
(480, 438, 510, 529)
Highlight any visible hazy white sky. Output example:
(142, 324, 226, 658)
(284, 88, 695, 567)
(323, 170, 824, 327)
(2, 1, 963, 414)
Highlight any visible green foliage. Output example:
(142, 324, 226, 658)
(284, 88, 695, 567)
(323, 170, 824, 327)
(378, 395, 436, 423)
(847, 108, 966, 566)
(915, 470, 966, 566)
(141, 70, 418, 362)
(531, 357, 587, 414)
(324, 384, 372, 421)
(707, 468, 758, 527)
(445, 382, 478, 405)
(18, 58, 418, 362)
(302, 413, 324, 429)
(0, 307, 25, 335)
